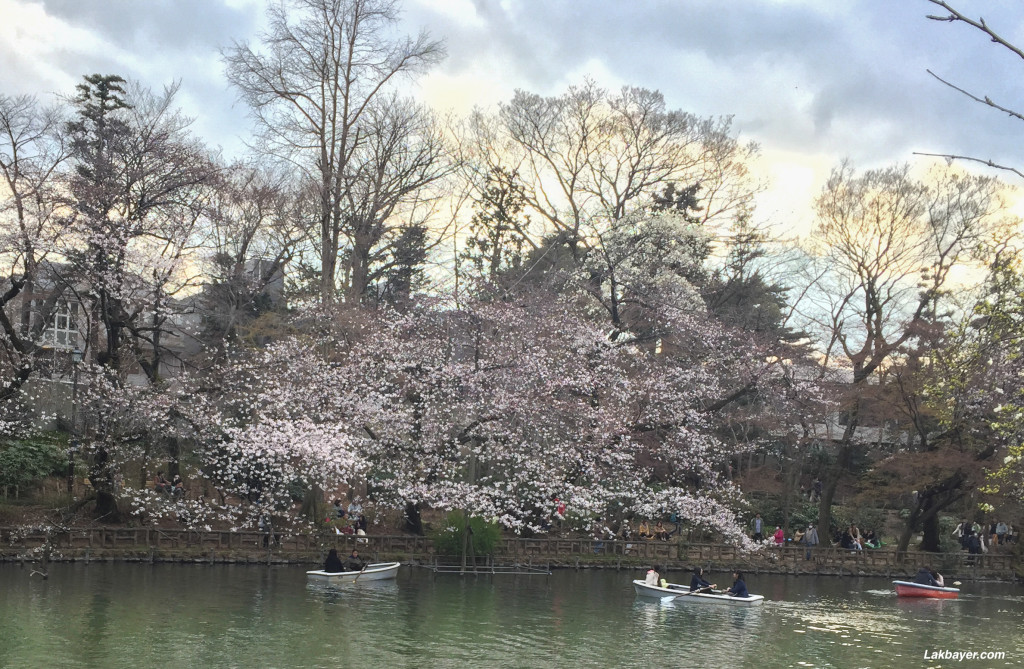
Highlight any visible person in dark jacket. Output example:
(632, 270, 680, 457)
(725, 571, 748, 598)
(344, 549, 365, 571)
(323, 548, 344, 573)
(913, 566, 939, 586)
(689, 567, 716, 592)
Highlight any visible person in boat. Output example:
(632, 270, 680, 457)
(345, 549, 365, 571)
(689, 567, 716, 593)
(929, 569, 944, 587)
(913, 566, 940, 587)
(724, 571, 748, 598)
(644, 565, 660, 587)
(323, 548, 345, 573)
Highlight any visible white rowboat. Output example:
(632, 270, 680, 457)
(632, 579, 764, 605)
(306, 561, 401, 583)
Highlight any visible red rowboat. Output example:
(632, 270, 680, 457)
(893, 580, 959, 599)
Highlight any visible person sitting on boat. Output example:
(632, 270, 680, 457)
(644, 566, 660, 587)
(689, 567, 716, 593)
(345, 549, 365, 572)
(724, 571, 748, 598)
(323, 548, 345, 573)
(913, 566, 940, 587)
(929, 569, 944, 587)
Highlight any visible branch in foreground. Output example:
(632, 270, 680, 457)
(912, 152, 1024, 180)
(926, 69, 1024, 124)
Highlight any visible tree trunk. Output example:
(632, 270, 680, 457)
(404, 501, 423, 535)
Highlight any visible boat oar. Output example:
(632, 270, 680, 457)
(352, 562, 369, 583)
(677, 585, 715, 597)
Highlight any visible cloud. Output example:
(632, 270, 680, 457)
(2, 0, 1022, 199)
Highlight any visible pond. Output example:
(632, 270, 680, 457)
(1, 563, 1021, 667)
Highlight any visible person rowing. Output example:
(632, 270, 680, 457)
(689, 567, 717, 593)
(724, 571, 748, 598)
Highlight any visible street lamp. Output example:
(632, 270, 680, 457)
(67, 347, 82, 495)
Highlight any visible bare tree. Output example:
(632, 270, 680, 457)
(0, 95, 70, 404)
(796, 161, 1015, 536)
(63, 76, 215, 384)
(471, 80, 759, 259)
(223, 0, 445, 306)
(202, 160, 304, 348)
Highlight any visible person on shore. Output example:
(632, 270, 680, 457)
(323, 548, 344, 573)
(811, 478, 822, 502)
(347, 496, 363, 519)
(752, 513, 764, 542)
(864, 529, 880, 549)
(725, 571, 748, 598)
(645, 565, 660, 587)
(773, 526, 785, 546)
(967, 530, 982, 555)
(620, 519, 633, 541)
(913, 566, 940, 587)
(654, 521, 669, 541)
(803, 524, 819, 560)
(689, 567, 716, 593)
(953, 519, 968, 548)
(793, 528, 805, 545)
(996, 520, 1008, 545)
(332, 499, 346, 519)
(154, 471, 171, 494)
(637, 521, 653, 540)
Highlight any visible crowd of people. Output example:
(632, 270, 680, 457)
(152, 471, 185, 498)
(621, 519, 673, 541)
(953, 519, 1016, 555)
(329, 497, 369, 538)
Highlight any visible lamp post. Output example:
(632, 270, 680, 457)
(67, 347, 82, 495)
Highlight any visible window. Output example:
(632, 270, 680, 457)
(35, 300, 80, 349)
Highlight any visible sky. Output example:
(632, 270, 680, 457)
(2, 0, 1022, 235)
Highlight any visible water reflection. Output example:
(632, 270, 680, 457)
(0, 566, 1021, 668)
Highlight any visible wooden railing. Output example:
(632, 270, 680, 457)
(1, 528, 1018, 575)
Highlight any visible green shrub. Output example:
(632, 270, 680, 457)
(0, 433, 67, 493)
(432, 510, 501, 556)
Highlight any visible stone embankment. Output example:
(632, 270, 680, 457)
(1, 528, 1020, 581)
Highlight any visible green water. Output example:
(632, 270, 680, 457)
(0, 564, 1021, 668)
